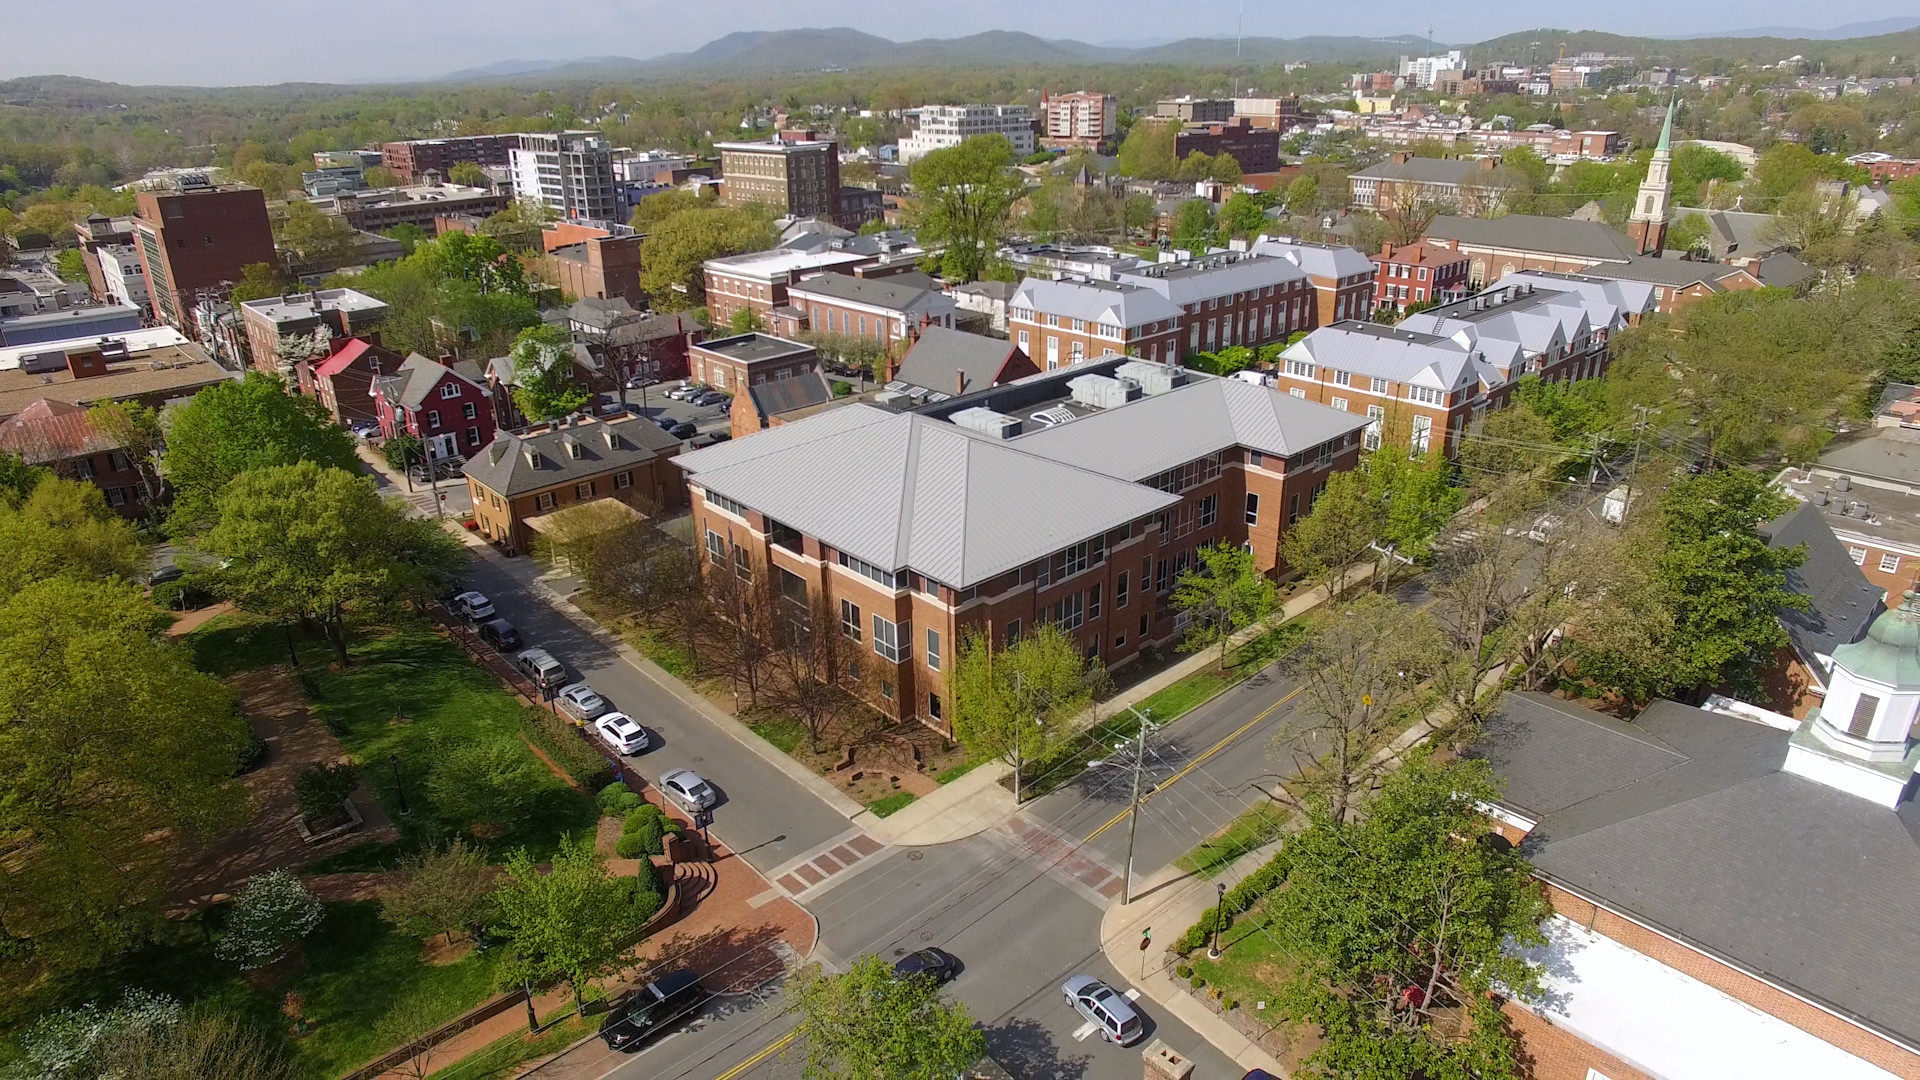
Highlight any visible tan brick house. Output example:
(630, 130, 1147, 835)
(463, 414, 687, 555)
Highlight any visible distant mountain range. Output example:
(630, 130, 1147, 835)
(1675, 16, 1920, 41)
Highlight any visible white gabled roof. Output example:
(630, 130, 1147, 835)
(1249, 236, 1377, 280)
(1010, 276, 1184, 329)
(676, 406, 1177, 589)
(1282, 323, 1479, 393)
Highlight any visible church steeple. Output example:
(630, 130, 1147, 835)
(1627, 97, 1677, 256)
(1784, 589, 1920, 808)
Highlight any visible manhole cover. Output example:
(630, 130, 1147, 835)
(919, 931, 934, 942)
(907, 850, 924, 861)
(691, 756, 703, 763)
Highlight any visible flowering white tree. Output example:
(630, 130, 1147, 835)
(214, 870, 325, 969)
(15, 989, 181, 1077)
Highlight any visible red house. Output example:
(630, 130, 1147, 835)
(1371, 240, 1471, 315)
(372, 353, 496, 461)
(304, 337, 402, 427)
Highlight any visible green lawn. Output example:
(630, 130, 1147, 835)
(1176, 802, 1291, 878)
(1182, 901, 1310, 1053)
(428, 1010, 593, 1080)
(934, 758, 984, 785)
(80, 901, 502, 1079)
(183, 612, 331, 678)
(865, 791, 917, 817)
(747, 715, 808, 755)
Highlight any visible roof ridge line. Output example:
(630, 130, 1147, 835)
(894, 414, 923, 569)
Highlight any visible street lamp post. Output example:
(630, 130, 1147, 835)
(390, 753, 411, 815)
(1208, 881, 1227, 959)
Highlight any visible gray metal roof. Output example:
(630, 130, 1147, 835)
(1249, 237, 1376, 280)
(1282, 322, 1477, 393)
(1010, 373, 1370, 479)
(464, 416, 683, 498)
(1762, 503, 1883, 679)
(1424, 215, 1642, 263)
(1349, 156, 1499, 186)
(747, 370, 834, 418)
(676, 405, 1178, 588)
(893, 327, 1021, 395)
(1009, 276, 1183, 329)
(787, 273, 937, 311)
(1114, 252, 1306, 307)
(1574, 256, 1750, 290)
(1475, 692, 1920, 1051)
(1757, 252, 1816, 289)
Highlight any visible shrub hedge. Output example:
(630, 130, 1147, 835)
(523, 707, 615, 790)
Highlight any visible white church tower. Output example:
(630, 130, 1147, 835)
(1786, 590, 1920, 806)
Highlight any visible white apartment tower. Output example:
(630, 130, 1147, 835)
(508, 131, 618, 223)
(899, 105, 1036, 162)
(1044, 92, 1117, 141)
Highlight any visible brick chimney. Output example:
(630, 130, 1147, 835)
(1381, 241, 1395, 258)
(66, 348, 108, 380)
(1478, 156, 1499, 171)
(1391, 151, 1412, 165)
(1140, 1040, 1194, 1080)
(956, 370, 967, 395)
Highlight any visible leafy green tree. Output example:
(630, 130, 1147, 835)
(492, 838, 653, 1008)
(293, 761, 359, 823)
(380, 839, 498, 944)
(1365, 444, 1462, 583)
(1664, 211, 1711, 254)
(638, 205, 777, 309)
(477, 199, 557, 253)
(0, 477, 145, 595)
(950, 624, 1105, 803)
(363, 165, 398, 189)
(160, 372, 362, 533)
(1670, 144, 1744, 205)
(226, 260, 291, 303)
(508, 323, 592, 422)
(1176, 151, 1216, 183)
(626, 189, 702, 231)
(0, 453, 48, 507)
(15, 989, 182, 1079)
(1218, 192, 1267, 238)
(729, 306, 765, 333)
(1116, 121, 1177, 179)
(1281, 469, 1379, 600)
(53, 248, 89, 283)
(382, 222, 429, 256)
(1209, 153, 1243, 184)
(447, 162, 491, 188)
(1172, 542, 1279, 667)
(1500, 146, 1552, 192)
(1282, 173, 1320, 215)
(99, 1013, 304, 1080)
(201, 462, 467, 665)
(276, 199, 360, 268)
(87, 398, 165, 509)
(422, 231, 528, 295)
(1169, 198, 1218, 254)
(1262, 752, 1550, 1080)
(907, 134, 1023, 284)
(786, 954, 986, 1080)
(214, 870, 324, 969)
(426, 739, 547, 831)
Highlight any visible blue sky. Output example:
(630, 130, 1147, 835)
(3, 2, 1905, 86)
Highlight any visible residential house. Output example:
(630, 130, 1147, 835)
(676, 356, 1368, 732)
(305, 337, 403, 426)
(1248, 238, 1380, 328)
(1370, 241, 1471, 314)
(1346, 154, 1516, 215)
(775, 273, 959, 348)
(0, 399, 157, 516)
(731, 370, 840, 439)
(1475, 684, 1920, 1080)
(890, 326, 1038, 396)
(372, 352, 496, 461)
(686, 333, 820, 396)
(465, 414, 688, 555)
(1422, 215, 1644, 286)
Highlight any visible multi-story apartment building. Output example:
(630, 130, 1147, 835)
(1248, 238, 1379, 327)
(239, 288, 390, 377)
(1042, 91, 1118, 150)
(0, 398, 159, 517)
(1463, 127, 1623, 159)
(715, 139, 842, 219)
(1231, 97, 1315, 132)
(676, 356, 1368, 732)
(779, 274, 960, 349)
(1173, 119, 1281, 174)
(1273, 271, 1654, 457)
(379, 136, 520, 183)
(317, 184, 508, 232)
(686, 333, 820, 396)
(1154, 98, 1233, 124)
(465, 414, 689, 556)
(131, 179, 277, 330)
(509, 131, 618, 223)
(1346, 153, 1515, 214)
(1007, 277, 1183, 369)
(1370, 241, 1471, 314)
(92, 246, 150, 311)
(701, 247, 872, 326)
(899, 106, 1036, 162)
(314, 150, 383, 171)
(1114, 252, 1312, 358)
(72, 213, 138, 303)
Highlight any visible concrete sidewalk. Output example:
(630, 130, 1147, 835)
(857, 759, 1016, 846)
(1099, 850, 1290, 1077)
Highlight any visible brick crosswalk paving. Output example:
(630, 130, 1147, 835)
(987, 815, 1126, 907)
(768, 830, 889, 899)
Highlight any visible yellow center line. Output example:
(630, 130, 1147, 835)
(712, 1027, 798, 1080)
(1082, 683, 1304, 845)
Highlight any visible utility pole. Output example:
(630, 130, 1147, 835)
(1119, 706, 1157, 904)
(1623, 403, 1653, 520)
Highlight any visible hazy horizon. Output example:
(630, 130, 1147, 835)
(3, 2, 1909, 88)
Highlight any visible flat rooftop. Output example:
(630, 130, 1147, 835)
(241, 288, 389, 325)
(0, 305, 143, 331)
(704, 247, 872, 279)
(0, 342, 234, 418)
(691, 332, 816, 364)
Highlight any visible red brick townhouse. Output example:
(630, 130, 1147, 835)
(1370, 240, 1471, 314)
(372, 352, 497, 461)
(675, 355, 1368, 733)
(1112, 252, 1313, 360)
(775, 272, 960, 349)
(306, 336, 404, 427)
(0, 398, 158, 516)
(1249, 238, 1379, 328)
(1477, 685, 1920, 1080)
(1008, 277, 1184, 369)
(1275, 270, 1653, 457)
(702, 247, 872, 328)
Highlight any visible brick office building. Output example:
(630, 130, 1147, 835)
(239, 288, 389, 377)
(1275, 271, 1653, 457)
(702, 247, 872, 328)
(465, 414, 688, 555)
(132, 181, 278, 330)
(1173, 118, 1281, 174)
(780, 274, 960, 349)
(536, 225, 641, 306)
(686, 333, 820, 396)
(379, 135, 521, 183)
(1370, 240, 1472, 314)
(1248, 238, 1380, 328)
(676, 357, 1367, 732)
(1008, 277, 1183, 369)
(714, 139, 842, 219)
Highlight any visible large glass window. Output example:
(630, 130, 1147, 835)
(873, 616, 905, 662)
(840, 600, 862, 641)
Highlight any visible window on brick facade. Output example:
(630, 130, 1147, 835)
(1005, 619, 1021, 646)
(1287, 492, 1301, 526)
(464, 400, 478, 419)
(576, 481, 594, 499)
(1851, 546, 1869, 565)
(1089, 583, 1102, 618)
(734, 545, 751, 581)
(1199, 493, 1217, 528)
(707, 529, 725, 559)
(614, 471, 632, 489)
(926, 628, 941, 670)
(1116, 571, 1129, 608)
(841, 599, 863, 641)
(1245, 493, 1259, 525)
(1881, 553, 1900, 573)
(427, 410, 441, 429)
(536, 492, 556, 511)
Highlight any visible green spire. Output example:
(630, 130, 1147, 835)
(1655, 96, 1676, 155)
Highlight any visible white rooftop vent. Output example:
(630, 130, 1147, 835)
(1029, 406, 1079, 428)
(1068, 374, 1142, 410)
(951, 406, 1024, 439)
(1114, 360, 1188, 396)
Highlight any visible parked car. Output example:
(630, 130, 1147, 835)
(348, 419, 382, 439)
(148, 564, 185, 587)
(657, 768, 717, 811)
(478, 618, 522, 651)
(1062, 975, 1145, 1046)
(665, 384, 698, 400)
(598, 968, 707, 1051)
(892, 948, 961, 986)
(556, 682, 611, 721)
(515, 648, 568, 690)
(691, 390, 729, 407)
(452, 590, 495, 621)
(686, 432, 732, 449)
(652, 414, 681, 430)
(594, 712, 650, 754)
(667, 422, 699, 440)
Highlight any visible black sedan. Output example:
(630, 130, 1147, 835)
(598, 968, 707, 1051)
(892, 947, 961, 985)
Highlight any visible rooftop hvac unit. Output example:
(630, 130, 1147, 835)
(873, 390, 909, 406)
(1068, 374, 1141, 409)
(1113, 360, 1188, 396)
(950, 406, 1023, 439)
(1029, 406, 1079, 428)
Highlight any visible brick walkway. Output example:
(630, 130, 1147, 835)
(986, 814, 1126, 907)
(765, 828, 888, 900)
